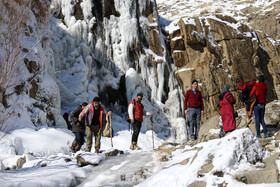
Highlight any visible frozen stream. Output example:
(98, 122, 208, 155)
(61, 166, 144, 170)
(79, 151, 159, 187)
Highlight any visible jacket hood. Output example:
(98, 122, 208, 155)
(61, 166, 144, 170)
(222, 84, 230, 93)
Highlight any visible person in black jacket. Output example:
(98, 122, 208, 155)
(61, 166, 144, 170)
(70, 102, 88, 153)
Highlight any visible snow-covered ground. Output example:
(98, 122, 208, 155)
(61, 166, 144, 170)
(0, 116, 164, 186)
(1, 125, 279, 186)
(139, 128, 270, 186)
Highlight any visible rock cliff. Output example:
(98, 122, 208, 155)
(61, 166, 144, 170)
(167, 15, 279, 121)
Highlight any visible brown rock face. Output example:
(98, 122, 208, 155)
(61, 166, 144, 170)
(247, 2, 280, 41)
(170, 15, 280, 121)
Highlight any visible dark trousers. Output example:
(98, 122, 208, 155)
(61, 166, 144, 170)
(254, 104, 267, 136)
(132, 120, 142, 143)
(74, 132, 85, 146)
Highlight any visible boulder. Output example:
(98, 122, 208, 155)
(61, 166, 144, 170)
(235, 153, 280, 184)
(197, 115, 220, 143)
(105, 149, 124, 157)
(16, 157, 26, 169)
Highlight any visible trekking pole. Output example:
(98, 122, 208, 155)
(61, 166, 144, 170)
(150, 117, 154, 150)
(110, 115, 113, 147)
(128, 121, 131, 135)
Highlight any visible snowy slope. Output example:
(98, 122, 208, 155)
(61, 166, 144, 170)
(1, 128, 278, 187)
(157, 0, 279, 22)
(138, 129, 270, 186)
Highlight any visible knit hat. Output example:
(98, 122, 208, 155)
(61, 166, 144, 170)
(222, 84, 230, 93)
(81, 102, 88, 107)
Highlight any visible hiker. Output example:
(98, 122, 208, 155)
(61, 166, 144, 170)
(69, 102, 88, 153)
(218, 84, 236, 135)
(237, 81, 256, 119)
(249, 75, 268, 138)
(184, 80, 204, 140)
(128, 92, 153, 150)
(63, 112, 71, 130)
(78, 97, 112, 153)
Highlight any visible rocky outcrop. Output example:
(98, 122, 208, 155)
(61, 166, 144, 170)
(152, 128, 270, 186)
(169, 15, 280, 122)
(245, 3, 280, 99)
(0, 0, 63, 130)
(236, 153, 280, 184)
(197, 100, 280, 143)
(247, 2, 280, 41)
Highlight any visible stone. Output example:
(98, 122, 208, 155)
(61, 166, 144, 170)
(16, 157, 26, 169)
(235, 153, 280, 184)
(197, 115, 220, 143)
(105, 149, 124, 157)
(173, 51, 186, 67)
(189, 181, 206, 187)
(76, 155, 89, 167)
(170, 38, 185, 52)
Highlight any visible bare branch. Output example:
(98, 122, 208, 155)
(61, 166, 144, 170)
(0, 0, 50, 131)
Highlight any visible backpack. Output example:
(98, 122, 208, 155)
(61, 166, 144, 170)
(63, 112, 71, 130)
(102, 114, 114, 137)
(237, 81, 256, 103)
(239, 92, 248, 102)
(68, 107, 81, 125)
(237, 82, 249, 92)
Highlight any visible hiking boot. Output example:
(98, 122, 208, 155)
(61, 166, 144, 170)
(70, 140, 78, 152)
(130, 142, 135, 150)
(134, 145, 141, 150)
(256, 135, 261, 138)
(86, 147, 91, 152)
(264, 133, 270, 138)
(74, 144, 82, 153)
(132, 142, 140, 150)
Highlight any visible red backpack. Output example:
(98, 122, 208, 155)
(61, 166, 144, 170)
(237, 82, 249, 92)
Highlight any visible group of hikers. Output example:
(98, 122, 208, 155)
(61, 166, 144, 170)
(64, 93, 152, 153)
(184, 75, 269, 140)
(64, 74, 268, 153)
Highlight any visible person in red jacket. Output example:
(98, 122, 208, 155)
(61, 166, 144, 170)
(128, 92, 153, 150)
(184, 80, 204, 140)
(79, 97, 112, 153)
(249, 75, 268, 138)
(218, 84, 236, 135)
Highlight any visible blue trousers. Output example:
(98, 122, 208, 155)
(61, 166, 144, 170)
(253, 104, 267, 136)
(188, 108, 201, 139)
(74, 132, 85, 146)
